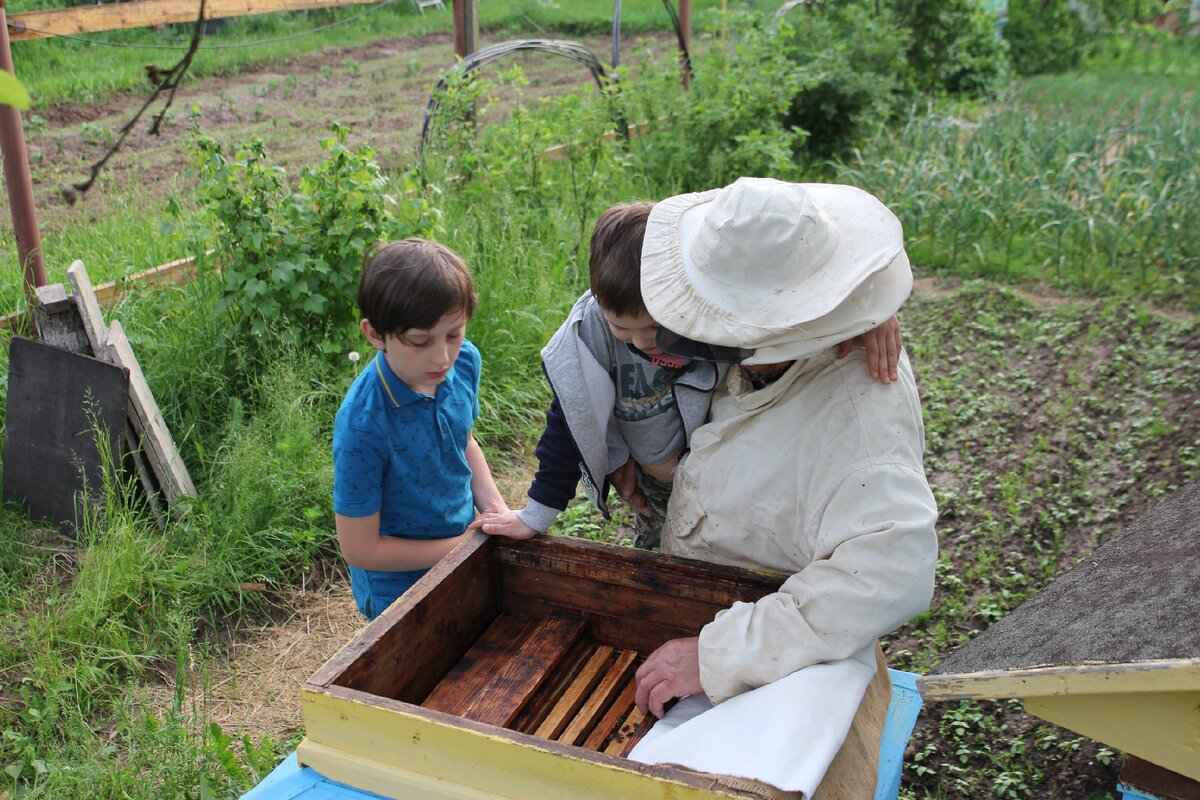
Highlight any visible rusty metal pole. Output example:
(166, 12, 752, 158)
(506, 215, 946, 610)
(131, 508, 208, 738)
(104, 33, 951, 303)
(679, 0, 691, 89)
(452, 0, 477, 59)
(0, 0, 46, 306)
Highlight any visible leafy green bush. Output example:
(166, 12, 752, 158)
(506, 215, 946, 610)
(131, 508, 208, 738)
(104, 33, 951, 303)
(177, 123, 439, 369)
(775, 3, 912, 161)
(628, 2, 1006, 186)
(626, 12, 816, 188)
(1004, 0, 1088, 74)
(886, 0, 1011, 96)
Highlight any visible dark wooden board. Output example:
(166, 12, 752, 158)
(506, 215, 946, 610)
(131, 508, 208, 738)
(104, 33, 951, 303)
(32, 283, 92, 355)
(510, 637, 597, 735)
(499, 561, 732, 636)
(311, 532, 802, 770)
(423, 613, 586, 727)
(1120, 755, 1200, 800)
(2, 337, 128, 531)
(493, 535, 787, 606)
(534, 645, 614, 740)
(326, 534, 499, 703)
(581, 677, 639, 752)
(928, 477, 1200, 676)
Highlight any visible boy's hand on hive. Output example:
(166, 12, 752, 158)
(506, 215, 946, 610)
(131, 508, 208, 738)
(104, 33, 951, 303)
(608, 458, 650, 516)
(837, 314, 901, 384)
(469, 510, 539, 540)
(635, 636, 702, 718)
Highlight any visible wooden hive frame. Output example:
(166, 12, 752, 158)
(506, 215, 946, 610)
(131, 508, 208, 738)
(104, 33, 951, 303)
(300, 532, 791, 800)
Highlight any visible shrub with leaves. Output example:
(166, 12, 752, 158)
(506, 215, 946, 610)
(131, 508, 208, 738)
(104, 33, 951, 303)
(178, 122, 440, 367)
(886, 0, 1011, 96)
(1004, 0, 1088, 75)
(628, 11, 814, 189)
(775, 3, 912, 161)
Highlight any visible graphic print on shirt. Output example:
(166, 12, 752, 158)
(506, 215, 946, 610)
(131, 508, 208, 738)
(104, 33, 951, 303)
(613, 360, 683, 422)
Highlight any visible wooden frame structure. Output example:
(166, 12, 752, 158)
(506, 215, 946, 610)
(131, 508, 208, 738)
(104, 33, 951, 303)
(919, 478, 1200, 789)
(300, 531, 794, 800)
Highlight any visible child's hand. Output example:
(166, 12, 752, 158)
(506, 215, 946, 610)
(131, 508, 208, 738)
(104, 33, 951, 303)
(608, 458, 650, 516)
(469, 510, 539, 540)
(837, 314, 901, 384)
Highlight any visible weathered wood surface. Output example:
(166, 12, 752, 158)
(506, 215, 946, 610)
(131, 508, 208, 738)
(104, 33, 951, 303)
(67, 262, 113, 361)
(32, 284, 91, 354)
(534, 645, 615, 740)
(511, 637, 595, 735)
(6, 0, 389, 41)
(59, 261, 196, 509)
(583, 678, 638, 751)
(558, 648, 638, 747)
(1, 337, 128, 531)
(317, 533, 497, 702)
(423, 613, 585, 728)
(614, 707, 652, 757)
(107, 320, 197, 503)
(302, 533, 794, 798)
(300, 684, 767, 800)
(2, 256, 200, 333)
(493, 535, 786, 607)
(1120, 754, 1200, 800)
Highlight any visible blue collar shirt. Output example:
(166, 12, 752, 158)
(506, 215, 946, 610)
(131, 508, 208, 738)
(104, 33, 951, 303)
(333, 340, 481, 617)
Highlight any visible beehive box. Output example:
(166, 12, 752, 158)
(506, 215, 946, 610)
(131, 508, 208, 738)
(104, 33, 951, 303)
(298, 531, 790, 799)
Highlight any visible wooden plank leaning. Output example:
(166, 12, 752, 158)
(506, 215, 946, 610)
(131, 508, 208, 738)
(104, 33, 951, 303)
(66, 261, 197, 508)
(107, 319, 197, 505)
(66, 260, 111, 360)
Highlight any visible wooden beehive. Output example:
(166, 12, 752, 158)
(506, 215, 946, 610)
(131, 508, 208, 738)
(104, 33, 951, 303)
(299, 531, 791, 800)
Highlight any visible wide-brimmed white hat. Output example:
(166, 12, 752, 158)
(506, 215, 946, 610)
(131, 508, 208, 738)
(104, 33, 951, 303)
(641, 178, 912, 364)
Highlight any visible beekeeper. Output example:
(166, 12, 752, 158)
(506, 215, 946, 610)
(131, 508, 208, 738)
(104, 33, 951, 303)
(627, 177, 939, 798)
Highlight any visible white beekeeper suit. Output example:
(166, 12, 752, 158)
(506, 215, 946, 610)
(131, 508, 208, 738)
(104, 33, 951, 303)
(630, 178, 939, 799)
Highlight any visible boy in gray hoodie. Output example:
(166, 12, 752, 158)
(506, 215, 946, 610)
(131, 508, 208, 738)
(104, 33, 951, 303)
(474, 202, 901, 548)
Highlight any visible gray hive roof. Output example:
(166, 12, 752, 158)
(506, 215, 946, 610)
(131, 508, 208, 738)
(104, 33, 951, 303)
(927, 478, 1200, 677)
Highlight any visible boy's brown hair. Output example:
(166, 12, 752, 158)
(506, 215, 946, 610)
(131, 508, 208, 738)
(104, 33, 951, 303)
(589, 201, 655, 317)
(358, 238, 478, 337)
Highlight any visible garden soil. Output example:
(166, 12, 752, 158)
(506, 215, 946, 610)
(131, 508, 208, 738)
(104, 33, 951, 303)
(24, 30, 676, 238)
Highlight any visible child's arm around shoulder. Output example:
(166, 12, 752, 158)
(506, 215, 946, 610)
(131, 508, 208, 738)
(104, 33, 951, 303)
(836, 314, 903, 384)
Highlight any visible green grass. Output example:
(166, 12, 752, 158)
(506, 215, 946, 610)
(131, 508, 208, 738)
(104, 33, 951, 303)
(890, 283, 1197, 799)
(828, 33, 1200, 311)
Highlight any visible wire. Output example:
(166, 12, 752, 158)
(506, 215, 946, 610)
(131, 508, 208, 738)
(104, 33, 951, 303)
(418, 38, 623, 156)
(12, 0, 404, 51)
(660, 0, 692, 82)
(499, 0, 552, 39)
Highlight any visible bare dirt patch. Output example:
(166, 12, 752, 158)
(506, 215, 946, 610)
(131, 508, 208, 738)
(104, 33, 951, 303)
(148, 574, 363, 744)
(145, 464, 536, 744)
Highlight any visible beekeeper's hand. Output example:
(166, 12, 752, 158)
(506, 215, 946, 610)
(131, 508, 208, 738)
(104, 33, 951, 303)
(635, 636, 701, 718)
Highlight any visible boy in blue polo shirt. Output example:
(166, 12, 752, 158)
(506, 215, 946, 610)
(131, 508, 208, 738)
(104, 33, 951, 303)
(333, 238, 508, 620)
